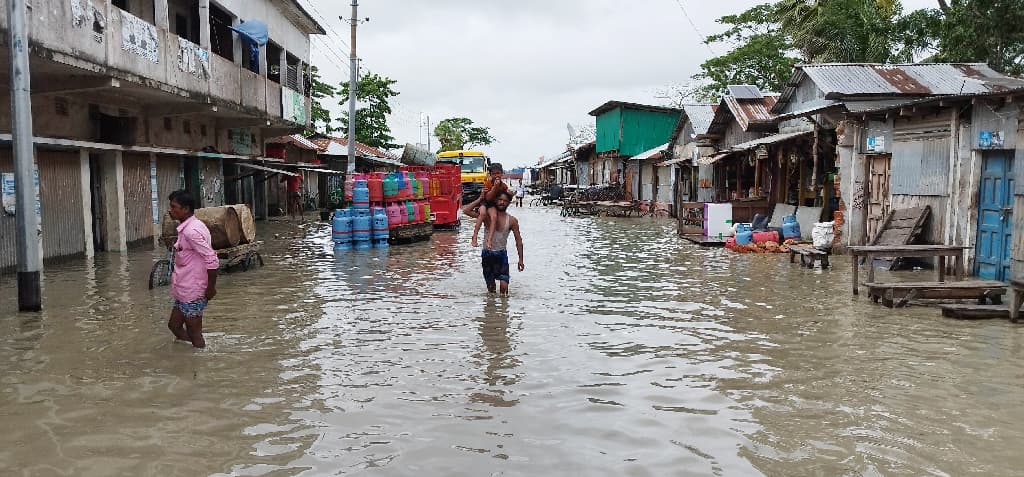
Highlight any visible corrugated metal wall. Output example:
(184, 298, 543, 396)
(697, 164, 715, 202)
(37, 151, 85, 261)
(156, 156, 182, 222)
(201, 158, 224, 207)
(122, 153, 152, 245)
(0, 148, 16, 269)
(891, 117, 951, 196)
(972, 101, 1018, 150)
(596, 109, 621, 154)
(576, 161, 590, 187)
(657, 166, 673, 204)
(620, 109, 678, 157)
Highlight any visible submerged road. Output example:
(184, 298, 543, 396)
(1, 206, 1023, 476)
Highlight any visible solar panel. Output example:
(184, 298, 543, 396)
(728, 85, 763, 99)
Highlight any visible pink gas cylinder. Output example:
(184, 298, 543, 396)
(386, 202, 404, 228)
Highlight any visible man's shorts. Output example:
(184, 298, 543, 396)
(174, 298, 208, 319)
(481, 249, 510, 285)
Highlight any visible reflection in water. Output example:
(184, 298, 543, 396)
(1, 210, 1023, 476)
(471, 296, 520, 407)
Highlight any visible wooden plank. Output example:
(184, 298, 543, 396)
(863, 280, 1005, 289)
(939, 304, 1010, 320)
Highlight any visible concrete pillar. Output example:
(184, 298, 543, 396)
(103, 151, 128, 252)
(79, 149, 94, 258)
(154, 0, 169, 30)
(232, 17, 243, 66)
(198, 0, 210, 50)
(279, 53, 288, 89)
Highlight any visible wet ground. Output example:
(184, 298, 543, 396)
(1, 206, 1023, 476)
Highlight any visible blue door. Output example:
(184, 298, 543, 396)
(975, 151, 1014, 281)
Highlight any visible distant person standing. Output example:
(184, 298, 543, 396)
(166, 190, 218, 348)
(281, 169, 304, 223)
(514, 180, 526, 207)
(464, 190, 524, 295)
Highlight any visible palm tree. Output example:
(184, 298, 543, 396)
(775, 0, 904, 63)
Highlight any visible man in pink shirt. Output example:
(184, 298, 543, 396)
(167, 190, 219, 348)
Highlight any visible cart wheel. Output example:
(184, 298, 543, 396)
(149, 259, 171, 289)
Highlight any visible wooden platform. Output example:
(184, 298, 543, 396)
(868, 206, 931, 270)
(863, 280, 1006, 308)
(1009, 279, 1024, 323)
(389, 222, 433, 244)
(681, 235, 727, 247)
(939, 304, 1011, 320)
(788, 244, 830, 269)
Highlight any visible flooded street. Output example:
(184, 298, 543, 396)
(2, 206, 1023, 476)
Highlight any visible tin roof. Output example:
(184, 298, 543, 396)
(266, 134, 319, 151)
(775, 63, 1024, 113)
(724, 94, 779, 132)
(728, 85, 764, 99)
(310, 136, 396, 160)
(588, 100, 681, 117)
(682, 104, 717, 136)
(631, 142, 669, 161)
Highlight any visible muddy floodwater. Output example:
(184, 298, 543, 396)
(2, 207, 1023, 476)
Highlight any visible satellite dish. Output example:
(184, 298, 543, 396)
(566, 123, 577, 138)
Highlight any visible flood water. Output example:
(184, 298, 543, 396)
(2, 206, 1023, 476)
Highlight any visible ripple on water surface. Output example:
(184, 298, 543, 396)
(1, 208, 1023, 476)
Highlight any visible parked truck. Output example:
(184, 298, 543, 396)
(436, 150, 490, 201)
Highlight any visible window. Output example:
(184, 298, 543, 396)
(285, 53, 300, 90)
(267, 42, 282, 83)
(209, 4, 234, 61)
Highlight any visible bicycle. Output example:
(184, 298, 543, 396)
(149, 243, 174, 289)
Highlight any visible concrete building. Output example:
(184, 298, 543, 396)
(0, 0, 323, 270)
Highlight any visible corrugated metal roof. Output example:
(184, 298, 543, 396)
(588, 100, 681, 117)
(697, 151, 735, 165)
(682, 104, 717, 136)
(723, 94, 779, 132)
(729, 130, 812, 151)
(776, 63, 1024, 114)
(631, 142, 669, 161)
(728, 85, 763, 99)
(313, 136, 396, 160)
(266, 134, 319, 151)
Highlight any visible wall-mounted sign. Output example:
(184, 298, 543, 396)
(120, 10, 159, 63)
(229, 128, 254, 155)
(979, 130, 1004, 148)
(177, 38, 210, 78)
(866, 136, 885, 152)
(281, 87, 306, 125)
(1, 170, 41, 222)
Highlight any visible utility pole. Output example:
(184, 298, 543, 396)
(346, 0, 359, 174)
(9, 0, 42, 311)
(426, 114, 431, 152)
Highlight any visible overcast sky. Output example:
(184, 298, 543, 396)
(302, 0, 936, 168)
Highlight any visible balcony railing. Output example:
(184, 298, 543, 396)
(1, 0, 309, 126)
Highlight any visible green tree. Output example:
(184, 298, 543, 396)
(691, 3, 799, 101)
(338, 71, 401, 150)
(776, 0, 906, 63)
(433, 117, 496, 152)
(306, 66, 337, 136)
(902, 0, 1024, 74)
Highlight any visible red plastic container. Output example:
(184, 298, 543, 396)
(753, 231, 779, 244)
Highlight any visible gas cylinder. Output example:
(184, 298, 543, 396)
(782, 215, 801, 240)
(429, 176, 441, 197)
(368, 173, 383, 204)
(353, 179, 370, 209)
(331, 209, 352, 250)
(372, 207, 389, 241)
(386, 202, 404, 228)
(405, 172, 415, 199)
(395, 173, 407, 199)
(423, 202, 432, 223)
(405, 201, 415, 223)
(418, 177, 429, 199)
(344, 174, 355, 202)
(352, 208, 372, 244)
(735, 223, 753, 245)
(412, 176, 422, 199)
(383, 173, 398, 200)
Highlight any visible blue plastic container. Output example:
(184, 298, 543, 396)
(372, 207, 389, 240)
(782, 215, 801, 240)
(331, 208, 352, 245)
(735, 223, 753, 245)
(353, 179, 370, 209)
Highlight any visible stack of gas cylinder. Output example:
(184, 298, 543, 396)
(332, 170, 433, 251)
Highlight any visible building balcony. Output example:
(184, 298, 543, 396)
(0, 0, 310, 129)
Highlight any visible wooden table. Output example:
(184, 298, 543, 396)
(848, 245, 968, 295)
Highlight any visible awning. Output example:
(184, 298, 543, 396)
(730, 130, 813, 152)
(236, 162, 300, 176)
(697, 151, 735, 166)
(296, 165, 344, 174)
(655, 157, 689, 167)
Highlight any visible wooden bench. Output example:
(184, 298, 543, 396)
(863, 280, 1007, 308)
(788, 244, 830, 269)
(1009, 279, 1024, 323)
(939, 304, 1011, 320)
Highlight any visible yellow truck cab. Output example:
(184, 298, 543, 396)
(436, 150, 490, 200)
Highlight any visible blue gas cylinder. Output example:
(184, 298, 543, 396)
(735, 223, 753, 245)
(395, 173, 407, 199)
(353, 179, 370, 209)
(331, 209, 351, 244)
(372, 207, 389, 241)
(782, 214, 801, 240)
(352, 209, 372, 242)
